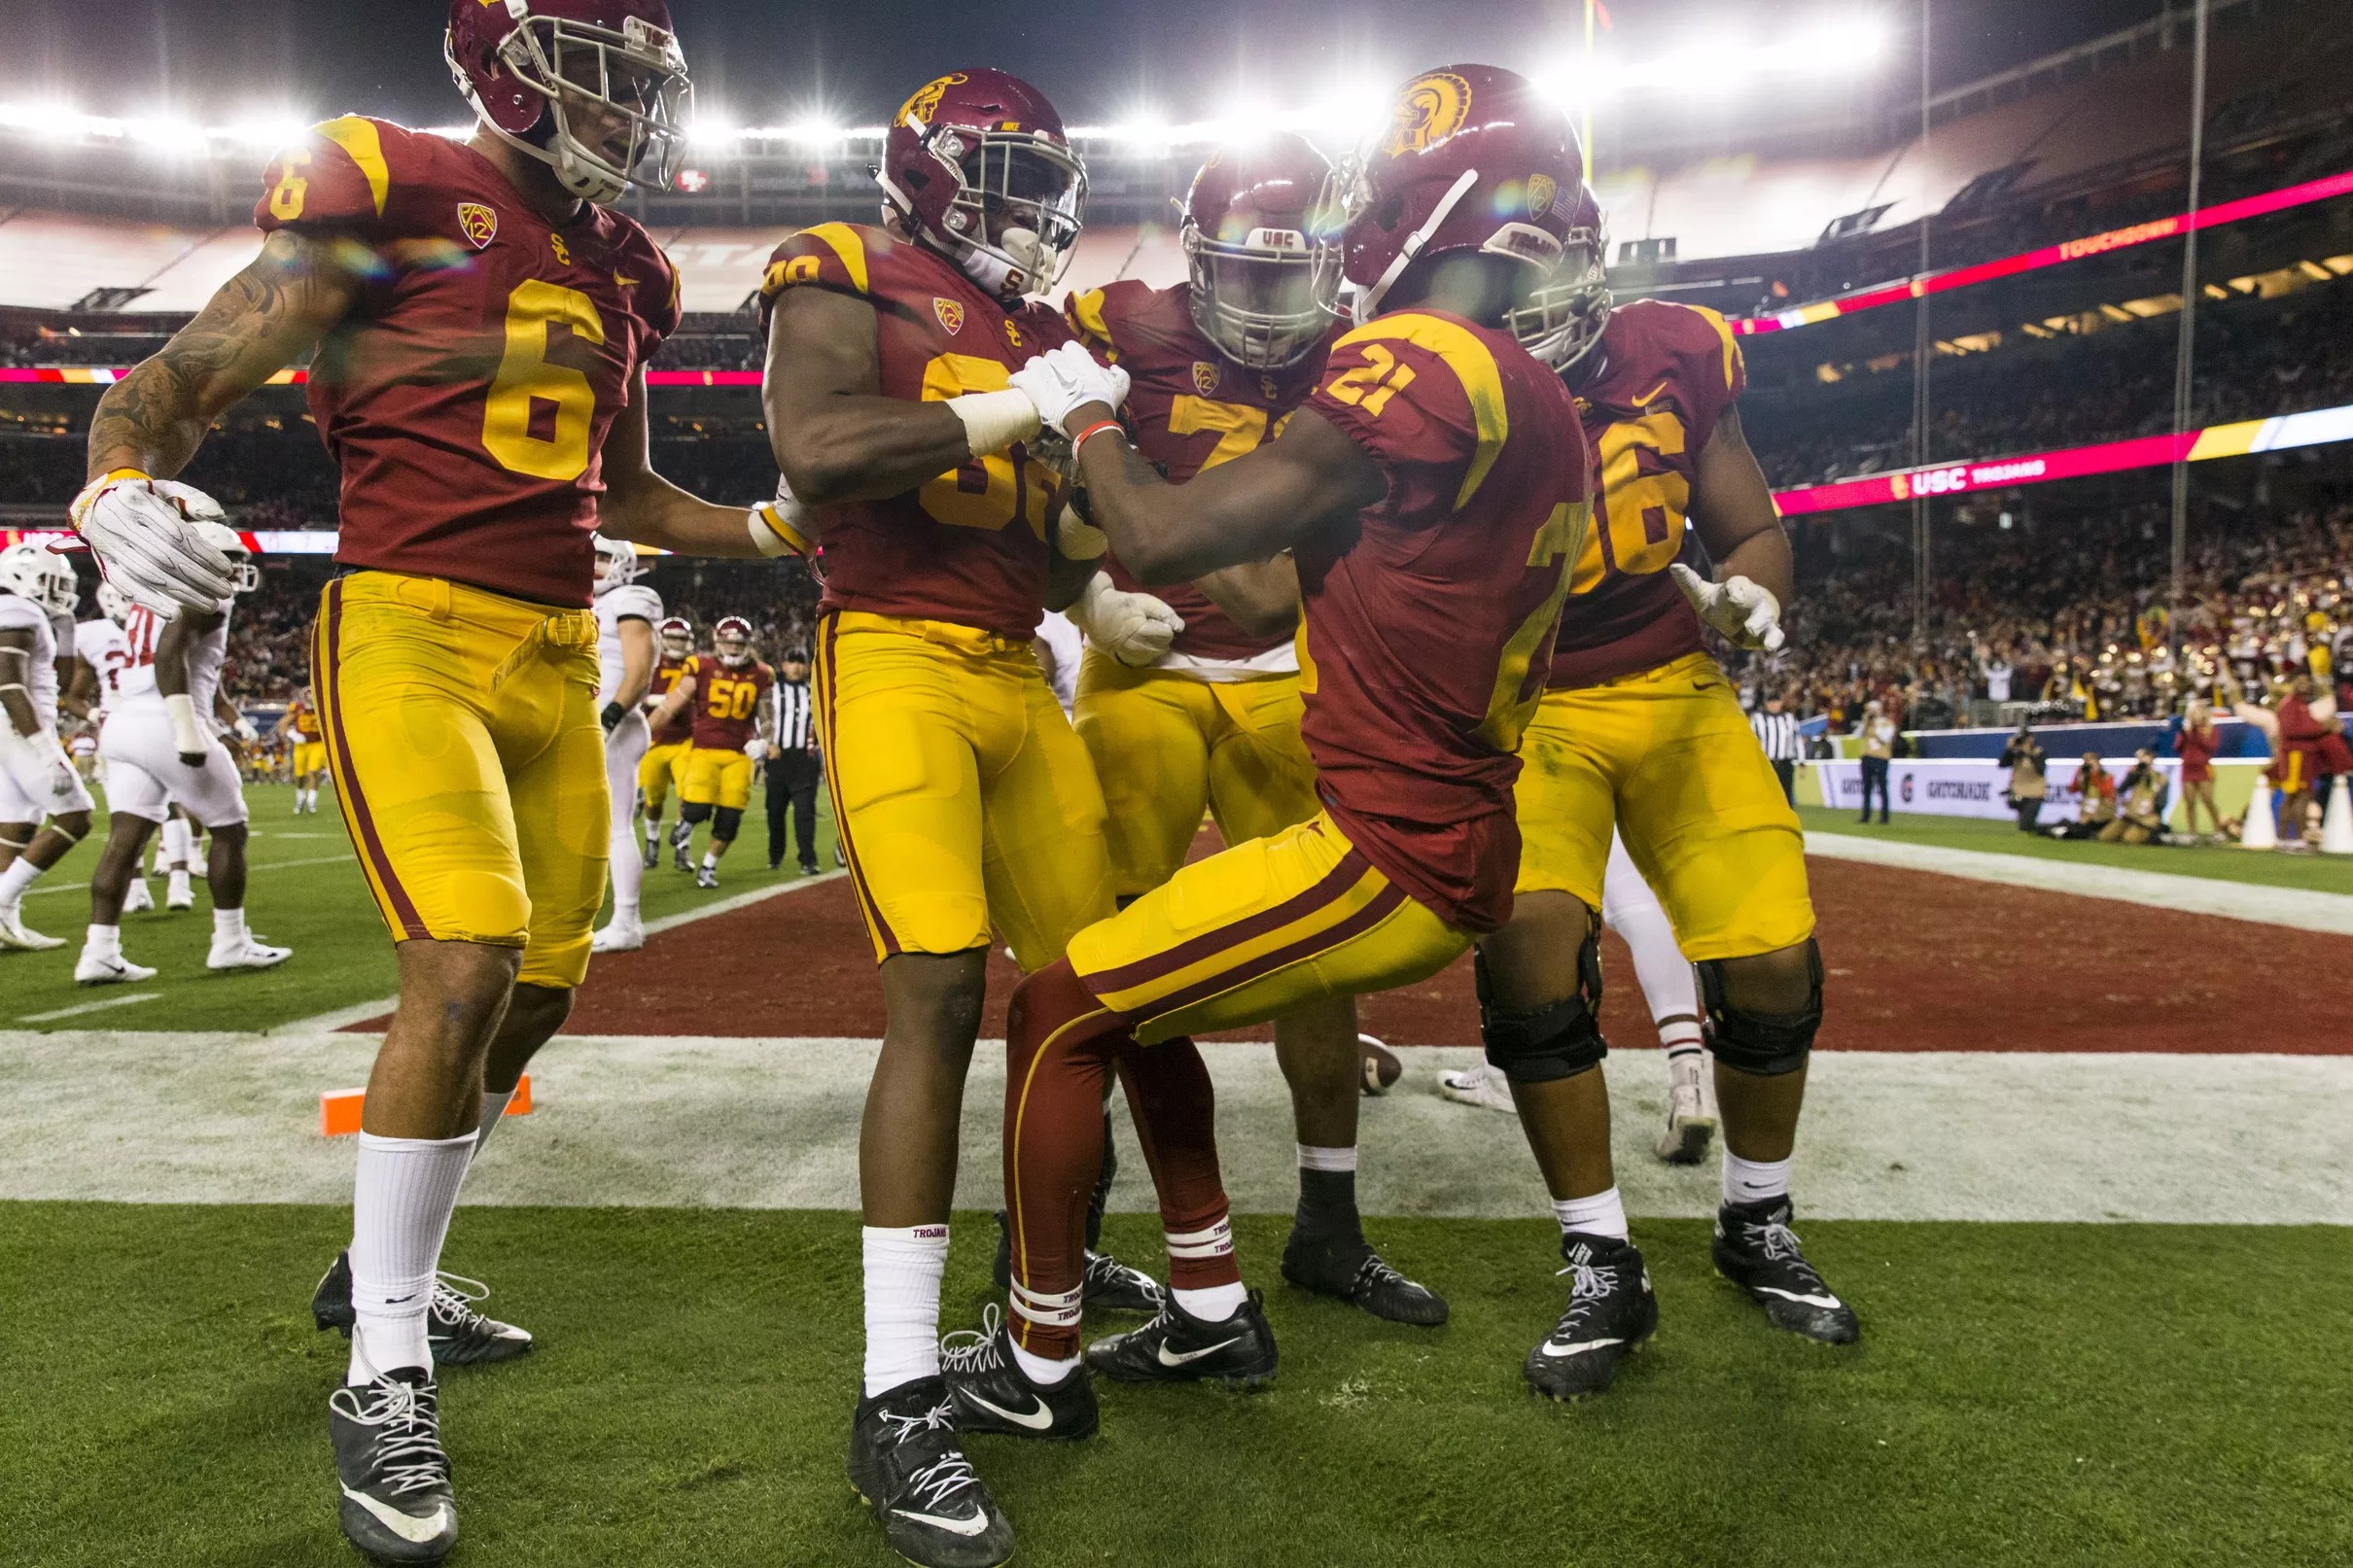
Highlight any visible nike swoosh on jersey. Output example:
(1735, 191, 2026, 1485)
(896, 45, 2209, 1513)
(1538, 1336, 1626, 1358)
(1634, 378, 1672, 405)
(342, 1487, 452, 1544)
(1156, 1336, 1242, 1367)
(959, 1389, 1056, 1431)
(896, 1507, 992, 1538)
(1754, 1285, 1845, 1309)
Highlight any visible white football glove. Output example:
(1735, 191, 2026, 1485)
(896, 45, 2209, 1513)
(1008, 341, 1131, 437)
(69, 470, 238, 616)
(1056, 501, 1107, 562)
(1668, 563, 1785, 653)
(1066, 571, 1182, 668)
(2, 726, 77, 801)
(750, 473, 813, 558)
(233, 715, 261, 746)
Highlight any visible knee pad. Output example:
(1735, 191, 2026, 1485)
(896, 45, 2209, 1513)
(712, 806, 744, 842)
(1475, 935, 1608, 1084)
(679, 801, 714, 825)
(1697, 938, 1823, 1077)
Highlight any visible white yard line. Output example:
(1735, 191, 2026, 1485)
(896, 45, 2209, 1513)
(22, 854, 355, 899)
(268, 868, 850, 1036)
(13, 993, 162, 1024)
(1806, 831, 2353, 935)
(1, 1033, 2342, 1225)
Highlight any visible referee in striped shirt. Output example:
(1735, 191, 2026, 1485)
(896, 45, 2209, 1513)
(1751, 692, 1803, 804)
(764, 645, 822, 875)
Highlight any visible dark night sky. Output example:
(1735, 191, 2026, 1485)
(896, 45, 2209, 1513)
(5, 0, 2171, 129)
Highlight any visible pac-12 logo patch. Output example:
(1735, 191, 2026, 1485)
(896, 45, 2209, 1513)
(457, 202, 498, 250)
(1192, 360, 1222, 396)
(933, 297, 965, 334)
(1527, 173, 1559, 221)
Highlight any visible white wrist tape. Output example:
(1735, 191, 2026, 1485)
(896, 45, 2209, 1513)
(947, 389, 1043, 457)
(1057, 503, 1108, 561)
(164, 692, 206, 755)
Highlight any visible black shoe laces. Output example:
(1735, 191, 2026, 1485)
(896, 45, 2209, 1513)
(331, 1378, 449, 1497)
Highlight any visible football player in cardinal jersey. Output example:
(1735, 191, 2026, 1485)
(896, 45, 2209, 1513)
(757, 67, 1195, 1568)
(66, 4, 789, 1558)
(637, 614, 696, 868)
(589, 537, 661, 950)
(1049, 135, 1446, 1328)
(0, 543, 92, 952)
(75, 527, 289, 986)
(285, 684, 329, 813)
(970, 65, 1627, 1461)
(1452, 183, 1857, 1394)
(647, 614, 771, 888)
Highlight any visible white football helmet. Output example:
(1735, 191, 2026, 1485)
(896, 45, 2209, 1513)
(0, 541, 80, 616)
(593, 534, 644, 596)
(96, 581, 135, 626)
(193, 521, 260, 598)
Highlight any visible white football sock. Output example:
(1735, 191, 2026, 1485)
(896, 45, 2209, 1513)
(84, 923, 121, 958)
(1553, 1186, 1629, 1241)
(701, 851, 719, 870)
(862, 1224, 949, 1398)
(645, 819, 662, 849)
(1723, 1152, 1792, 1206)
(1660, 1020, 1706, 1056)
(1172, 1281, 1247, 1322)
(160, 817, 193, 872)
(0, 857, 37, 905)
(212, 907, 247, 943)
(1296, 1142, 1358, 1173)
(471, 1088, 515, 1166)
(1008, 1339, 1079, 1386)
(167, 872, 192, 902)
(346, 1132, 474, 1384)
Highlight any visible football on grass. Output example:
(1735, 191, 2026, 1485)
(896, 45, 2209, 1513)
(1358, 1033, 1401, 1096)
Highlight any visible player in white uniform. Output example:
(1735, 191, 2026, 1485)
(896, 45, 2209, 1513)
(0, 543, 94, 951)
(75, 523, 287, 983)
(589, 537, 663, 954)
(1442, 830, 1719, 1162)
(72, 587, 161, 915)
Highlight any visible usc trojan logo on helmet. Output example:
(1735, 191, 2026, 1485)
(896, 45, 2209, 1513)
(897, 73, 969, 128)
(1382, 71, 1473, 157)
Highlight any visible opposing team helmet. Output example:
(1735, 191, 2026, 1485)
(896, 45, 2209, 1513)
(714, 614, 754, 668)
(1339, 66, 1590, 365)
(96, 580, 135, 626)
(592, 534, 643, 595)
(658, 614, 693, 659)
(445, 0, 691, 205)
(192, 521, 260, 598)
(878, 69, 1085, 300)
(0, 541, 80, 617)
(1181, 135, 1345, 370)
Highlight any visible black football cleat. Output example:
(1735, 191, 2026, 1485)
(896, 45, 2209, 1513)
(329, 1369, 458, 1564)
(941, 1307, 1099, 1441)
(991, 1209, 1164, 1315)
(1084, 1288, 1278, 1391)
(1281, 1229, 1449, 1327)
(669, 820, 693, 873)
(847, 1376, 1016, 1568)
(1524, 1233, 1658, 1400)
(1712, 1197, 1861, 1344)
(312, 1251, 534, 1366)
(640, 838, 659, 871)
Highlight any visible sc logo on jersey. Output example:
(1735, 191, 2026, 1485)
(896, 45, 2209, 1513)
(1383, 71, 1472, 157)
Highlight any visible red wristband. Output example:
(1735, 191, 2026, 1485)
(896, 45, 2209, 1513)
(1071, 419, 1126, 457)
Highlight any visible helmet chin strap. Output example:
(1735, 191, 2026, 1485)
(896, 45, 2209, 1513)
(1357, 168, 1480, 320)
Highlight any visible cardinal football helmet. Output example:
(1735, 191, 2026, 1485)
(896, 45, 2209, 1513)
(877, 69, 1086, 300)
(714, 614, 754, 668)
(592, 534, 644, 595)
(1181, 134, 1344, 370)
(657, 615, 693, 659)
(1339, 65, 1590, 366)
(445, 0, 691, 205)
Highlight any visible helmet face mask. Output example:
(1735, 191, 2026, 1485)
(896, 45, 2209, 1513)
(1181, 137, 1344, 370)
(446, 0, 691, 205)
(714, 615, 754, 668)
(1506, 193, 1612, 374)
(193, 521, 260, 598)
(592, 534, 643, 596)
(878, 70, 1086, 300)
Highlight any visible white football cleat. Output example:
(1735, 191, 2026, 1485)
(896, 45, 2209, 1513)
(123, 879, 156, 914)
(1656, 1051, 1718, 1165)
(1437, 1062, 1519, 1114)
(165, 878, 194, 912)
(590, 920, 645, 954)
(76, 949, 158, 986)
(0, 906, 65, 951)
(207, 933, 291, 971)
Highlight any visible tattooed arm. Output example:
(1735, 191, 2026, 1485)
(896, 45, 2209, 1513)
(86, 229, 360, 480)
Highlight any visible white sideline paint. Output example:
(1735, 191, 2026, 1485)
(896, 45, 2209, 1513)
(13, 993, 162, 1024)
(264, 869, 851, 1037)
(0, 1033, 2343, 1225)
(1806, 831, 2353, 935)
(20, 854, 355, 899)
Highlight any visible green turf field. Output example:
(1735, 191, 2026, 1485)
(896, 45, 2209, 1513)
(1, 1204, 2344, 1568)
(1799, 805, 2353, 895)
(1, 783, 839, 1032)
